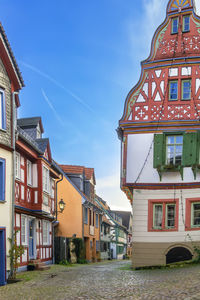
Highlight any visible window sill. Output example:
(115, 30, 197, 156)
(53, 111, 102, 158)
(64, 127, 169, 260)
(149, 227, 177, 232)
(185, 226, 200, 231)
(0, 200, 6, 204)
(0, 128, 6, 133)
(171, 32, 178, 35)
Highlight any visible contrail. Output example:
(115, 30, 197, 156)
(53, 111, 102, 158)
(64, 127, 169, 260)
(20, 61, 94, 113)
(41, 89, 65, 126)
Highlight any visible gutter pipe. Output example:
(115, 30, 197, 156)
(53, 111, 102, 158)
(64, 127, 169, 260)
(10, 91, 19, 277)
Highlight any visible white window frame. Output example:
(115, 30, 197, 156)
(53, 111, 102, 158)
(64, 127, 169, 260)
(27, 160, 32, 186)
(50, 178, 55, 198)
(15, 152, 21, 180)
(165, 204, 176, 229)
(153, 204, 163, 229)
(0, 89, 6, 130)
(42, 220, 49, 245)
(43, 165, 49, 193)
(21, 215, 27, 246)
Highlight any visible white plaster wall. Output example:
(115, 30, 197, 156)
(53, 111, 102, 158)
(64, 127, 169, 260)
(132, 188, 200, 243)
(126, 133, 200, 184)
(0, 148, 12, 271)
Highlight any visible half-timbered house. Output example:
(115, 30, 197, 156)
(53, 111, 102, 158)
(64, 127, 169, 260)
(15, 117, 60, 270)
(118, 0, 200, 267)
(0, 23, 24, 284)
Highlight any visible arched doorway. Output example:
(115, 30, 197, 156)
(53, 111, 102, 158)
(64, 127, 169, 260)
(166, 247, 193, 264)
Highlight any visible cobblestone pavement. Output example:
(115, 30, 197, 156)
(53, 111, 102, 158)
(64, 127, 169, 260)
(1, 261, 200, 300)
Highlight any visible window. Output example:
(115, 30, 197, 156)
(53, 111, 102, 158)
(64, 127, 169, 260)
(0, 90, 6, 130)
(153, 204, 163, 229)
(148, 199, 178, 231)
(27, 160, 32, 186)
(84, 207, 88, 224)
(96, 214, 98, 228)
(191, 203, 200, 227)
(186, 199, 200, 230)
(43, 221, 49, 245)
(21, 215, 27, 245)
(182, 80, 191, 100)
(0, 158, 5, 202)
(154, 132, 198, 180)
(183, 15, 190, 32)
(166, 204, 176, 228)
(15, 153, 20, 180)
(96, 240, 100, 252)
(169, 81, 178, 100)
(166, 135, 183, 166)
(50, 178, 55, 198)
(171, 17, 178, 34)
(43, 165, 49, 193)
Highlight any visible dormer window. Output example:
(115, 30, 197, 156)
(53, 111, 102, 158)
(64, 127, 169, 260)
(171, 17, 178, 34)
(183, 15, 190, 32)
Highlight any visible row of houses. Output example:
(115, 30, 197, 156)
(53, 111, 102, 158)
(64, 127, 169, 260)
(0, 22, 132, 285)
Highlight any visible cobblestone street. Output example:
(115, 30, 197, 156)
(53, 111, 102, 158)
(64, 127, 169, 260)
(1, 261, 200, 300)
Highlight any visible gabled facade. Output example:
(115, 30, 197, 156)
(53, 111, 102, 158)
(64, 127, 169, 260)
(112, 211, 133, 258)
(0, 23, 24, 284)
(95, 196, 128, 260)
(15, 117, 60, 270)
(60, 165, 102, 262)
(118, 0, 200, 267)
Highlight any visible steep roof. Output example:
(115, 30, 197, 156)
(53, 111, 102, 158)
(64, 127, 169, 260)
(36, 138, 49, 153)
(0, 22, 24, 88)
(111, 211, 132, 229)
(60, 165, 96, 183)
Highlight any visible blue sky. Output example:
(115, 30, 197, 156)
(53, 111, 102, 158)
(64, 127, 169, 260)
(2, 0, 200, 210)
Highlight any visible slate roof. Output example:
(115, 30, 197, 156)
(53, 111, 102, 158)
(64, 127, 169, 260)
(60, 165, 96, 183)
(0, 22, 24, 87)
(17, 126, 42, 154)
(111, 211, 132, 229)
(35, 138, 49, 153)
(17, 117, 44, 132)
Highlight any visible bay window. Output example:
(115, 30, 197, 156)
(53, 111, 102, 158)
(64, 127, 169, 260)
(43, 165, 49, 193)
(27, 160, 32, 186)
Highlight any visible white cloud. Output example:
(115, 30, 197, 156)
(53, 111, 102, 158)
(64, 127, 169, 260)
(96, 172, 132, 211)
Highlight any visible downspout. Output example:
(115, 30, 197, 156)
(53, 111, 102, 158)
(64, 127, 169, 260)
(11, 91, 19, 277)
(52, 173, 63, 264)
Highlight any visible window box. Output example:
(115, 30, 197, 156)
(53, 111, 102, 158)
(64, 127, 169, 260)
(148, 199, 179, 232)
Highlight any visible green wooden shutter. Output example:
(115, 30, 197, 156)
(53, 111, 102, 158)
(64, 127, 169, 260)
(182, 132, 198, 167)
(153, 134, 165, 168)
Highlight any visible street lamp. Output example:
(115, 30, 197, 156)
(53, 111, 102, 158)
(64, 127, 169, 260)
(58, 199, 66, 213)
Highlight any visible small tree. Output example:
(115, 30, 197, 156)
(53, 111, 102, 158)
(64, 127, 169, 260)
(8, 230, 25, 279)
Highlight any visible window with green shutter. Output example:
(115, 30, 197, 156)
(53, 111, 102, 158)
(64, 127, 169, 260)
(153, 131, 199, 180)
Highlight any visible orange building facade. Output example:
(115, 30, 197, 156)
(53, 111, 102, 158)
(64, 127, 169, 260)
(56, 165, 103, 262)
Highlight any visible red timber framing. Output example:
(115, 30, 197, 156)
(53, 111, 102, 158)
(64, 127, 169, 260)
(118, 0, 200, 196)
(15, 137, 59, 268)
